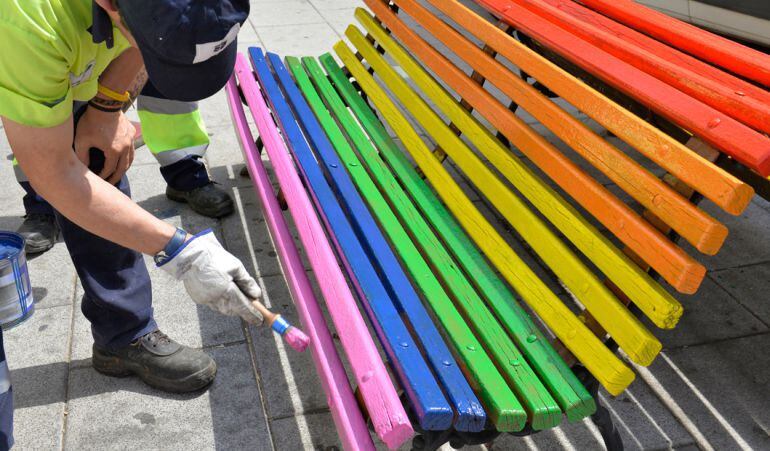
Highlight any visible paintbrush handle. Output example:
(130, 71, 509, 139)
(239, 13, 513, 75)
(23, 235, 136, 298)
(251, 300, 278, 325)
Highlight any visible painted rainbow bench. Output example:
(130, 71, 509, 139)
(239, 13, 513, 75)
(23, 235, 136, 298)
(226, 1, 768, 449)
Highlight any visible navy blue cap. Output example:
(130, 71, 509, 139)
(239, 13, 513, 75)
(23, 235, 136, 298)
(116, 0, 249, 101)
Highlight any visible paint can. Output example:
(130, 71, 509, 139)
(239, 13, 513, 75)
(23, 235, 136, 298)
(0, 232, 34, 329)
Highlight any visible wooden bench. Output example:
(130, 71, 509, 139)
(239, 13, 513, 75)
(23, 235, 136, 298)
(226, 0, 768, 449)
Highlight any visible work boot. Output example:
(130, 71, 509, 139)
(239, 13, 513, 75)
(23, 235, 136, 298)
(16, 213, 59, 254)
(166, 182, 234, 218)
(92, 329, 217, 393)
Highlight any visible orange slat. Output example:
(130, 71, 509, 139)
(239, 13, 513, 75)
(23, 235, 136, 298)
(369, 0, 707, 293)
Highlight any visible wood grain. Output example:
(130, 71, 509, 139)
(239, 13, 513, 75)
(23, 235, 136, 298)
(285, 55, 487, 432)
(366, 0, 706, 294)
(473, 0, 770, 177)
(336, 40, 636, 396)
(242, 49, 413, 449)
(424, 0, 753, 216)
(578, 0, 770, 88)
(225, 75, 375, 451)
(318, 53, 596, 422)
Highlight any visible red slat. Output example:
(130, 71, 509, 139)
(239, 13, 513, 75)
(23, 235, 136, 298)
(577, 0, 770, 88)
(473, 0, 770, 176)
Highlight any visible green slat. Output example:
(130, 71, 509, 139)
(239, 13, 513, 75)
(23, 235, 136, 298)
(299, 56, 562, 430)
(287, 56, 526, 431)
(319, 53, 596, 423)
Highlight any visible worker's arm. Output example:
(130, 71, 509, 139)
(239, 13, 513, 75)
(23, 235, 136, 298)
(74, 48, 145, 184)
(3, 115, 176, 255)
(5, 115, 265, 323)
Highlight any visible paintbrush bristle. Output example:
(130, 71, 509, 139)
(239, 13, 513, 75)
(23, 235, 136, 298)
(284, 326, 310, 353)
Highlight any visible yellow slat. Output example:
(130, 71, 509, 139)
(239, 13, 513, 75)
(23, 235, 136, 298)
(354, 11, 670, 364)
(335, 39, 635, 395)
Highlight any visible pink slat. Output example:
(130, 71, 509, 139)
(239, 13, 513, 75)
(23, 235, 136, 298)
(225, 77, 375, 451)
(233, 54, 413, 449)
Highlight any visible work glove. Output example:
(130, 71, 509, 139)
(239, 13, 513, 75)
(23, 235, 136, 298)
(158, 230, 264, 325)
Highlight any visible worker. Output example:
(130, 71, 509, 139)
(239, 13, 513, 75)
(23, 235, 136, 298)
(0, 0, 263, 448)
(14, 77, 234, 255)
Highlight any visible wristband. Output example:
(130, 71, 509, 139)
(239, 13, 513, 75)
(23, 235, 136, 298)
(154, 227, 189, 266)
(97, 83, 131, 103)
(88, 101, 122, 113)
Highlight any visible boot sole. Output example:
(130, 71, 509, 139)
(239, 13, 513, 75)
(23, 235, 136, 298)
(92, 350, 217, 393)
(165, 190, 235, 218)
(24, 241, 55, 255)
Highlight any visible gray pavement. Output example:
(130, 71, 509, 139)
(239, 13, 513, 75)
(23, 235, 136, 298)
(1, 1, 769, 450)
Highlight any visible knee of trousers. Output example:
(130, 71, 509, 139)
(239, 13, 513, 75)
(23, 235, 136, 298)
(137, 95, 210, 167)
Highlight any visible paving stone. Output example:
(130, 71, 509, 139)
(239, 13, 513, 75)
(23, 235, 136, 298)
(4, 305, 72, 450)
(269, 411, 342, 451)
(642, 277, 767, 349)
(317, 7, 358, 36)
(64, 344, 271, 450)
(270, 410, 488, 451)
(259, 23, 342, 58)
(309, 0, 363, 10)
(599, 381, 695, 450)
(24, 243, 77, 310)
(247, 274, 329, 420)
(680, 199, 770, 271)
(221, 185, 313, 278)
(711, 262, 770, 325)
(251, 1, 326, 28)
(642, 336, 770, 450)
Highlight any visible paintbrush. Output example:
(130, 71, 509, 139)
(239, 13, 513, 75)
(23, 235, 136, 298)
(251, 301, 310, 352)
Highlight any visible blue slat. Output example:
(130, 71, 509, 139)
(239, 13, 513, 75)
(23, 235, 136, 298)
(249, 47, 453, 431)
(273, 54, 487, 433)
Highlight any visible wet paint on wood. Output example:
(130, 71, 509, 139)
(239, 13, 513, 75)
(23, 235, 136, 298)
(243, 49, 413, 449)
(258, 50, 452, 433)
(318, 53, 597, 422)
(225, 75, 375, 451)
(335, 40, 636, 396)
(424, 0, 753, 217)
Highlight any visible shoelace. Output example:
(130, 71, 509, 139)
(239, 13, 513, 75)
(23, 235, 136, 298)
(144, 330, 172, 347)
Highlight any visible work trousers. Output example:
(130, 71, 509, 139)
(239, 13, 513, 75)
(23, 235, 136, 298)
(16, 103, 159, 349)
(15, 80, 212, 216)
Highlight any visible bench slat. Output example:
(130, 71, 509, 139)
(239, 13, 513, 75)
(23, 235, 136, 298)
(336, 40, 636, 396)
(519, 0, 770, 136)
(318, 53, 597, 423)
(282, 55, 489, 432)
(353, 8, 677, 362)
(425, 0, 753, 217)
(578, 0, 770, 88)
(294, 56, 565, 430)
(244, 49, 413, 449)
(367, 0, 705, 294)
(225, 77, 375, 451)
(259, 50, 454, 432)
(357, 5, 682, 336)
(542, 0, 770, 123)
(474, 0, 770, 177)
(347, 21, 664, 368)
(385, 0, 726, 257)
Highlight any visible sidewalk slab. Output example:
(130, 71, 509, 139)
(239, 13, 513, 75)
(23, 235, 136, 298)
(643, 277, 767, 349)
(711, 262, 770, 325)
(643, 335, 770, 450)
(4, 305, 72, 451)
(64, 344, 271, 451)
(247, 274, 329, 420)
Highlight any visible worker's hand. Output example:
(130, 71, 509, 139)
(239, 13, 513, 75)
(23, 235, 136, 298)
(74, 106, 135, 185)
(158, 230, 265, 325)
